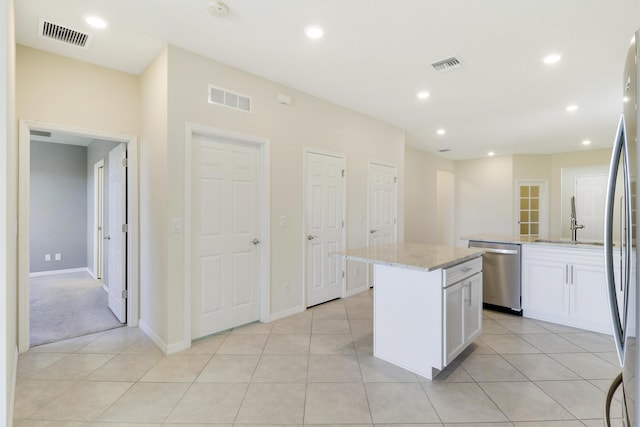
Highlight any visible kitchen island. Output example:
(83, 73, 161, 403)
(332, 243, 484, 379)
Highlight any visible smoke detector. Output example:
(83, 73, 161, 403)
(207, 1, 230, 17)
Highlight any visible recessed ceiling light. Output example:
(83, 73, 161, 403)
(85, 16, 107, 29)
(305, 25, 324, 39)
(436, 129, 446, 135)
(582, 140, 592, 146)
(543, 53, 562, 64)
(488, 151, 495, 157)
(416, 91, 430, 99)
(566, 104, 579, 112)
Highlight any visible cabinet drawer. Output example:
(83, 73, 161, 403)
(444, 257, 482, 288)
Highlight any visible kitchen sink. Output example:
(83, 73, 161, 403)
(534, 238, 607, 246)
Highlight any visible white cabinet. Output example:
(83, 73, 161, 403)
(373, 256, 482, 379)
(522, 245, 611, 333)
(444, 271, 482, 365)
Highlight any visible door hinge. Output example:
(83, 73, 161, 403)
(121, 289, 127, 299)
(122, 224, 128, 233)
(394, 176, 397, 184)
(342, 220, 345, 228)
(341, 169, 345, 177)
(342, 271, 345, 278)
(122, 158, 128, 167)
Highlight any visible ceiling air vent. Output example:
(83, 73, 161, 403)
(208, 84, 252, 113)
(39, 19, 93, 49)
(431, 56, 463, 72)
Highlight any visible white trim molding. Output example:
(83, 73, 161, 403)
(29, 267, 90, 277)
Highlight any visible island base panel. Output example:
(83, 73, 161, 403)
(373, 264, 444, 380)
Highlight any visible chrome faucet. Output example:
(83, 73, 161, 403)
(570, 196, 585, 242)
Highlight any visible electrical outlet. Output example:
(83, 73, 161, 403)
(45, 254, 51, 261)
(55, 253, 61, 261)
(279, 216, 287, 227)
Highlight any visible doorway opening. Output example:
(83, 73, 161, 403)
(18, 120, 139, 352)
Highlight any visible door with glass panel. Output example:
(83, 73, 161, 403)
(517, 181, 548, 238)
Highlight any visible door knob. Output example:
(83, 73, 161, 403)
(307, 235, 319, 241)
(250, 238, 261, 245)
(370, 229, 379, 234)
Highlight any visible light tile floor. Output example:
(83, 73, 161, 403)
(13, 289, 625, 426)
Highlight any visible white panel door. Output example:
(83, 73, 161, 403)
(191, 135, 262, 339)
(305, 152, 345, 307)
(368, 162, 397, 245)
(368, 162, 397, 285)
(574, 174, 607, 241)
(107, 143, 126, 323)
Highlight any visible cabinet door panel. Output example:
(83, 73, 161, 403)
(570, 263, 611, 332)
(465, 274, 483, 343)
(444, 282, 465, 365)
(522, 259, 568, 317)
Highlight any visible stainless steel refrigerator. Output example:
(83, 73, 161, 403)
(604, 29, 639, 426)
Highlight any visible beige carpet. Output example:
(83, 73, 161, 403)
(30, 271, 123, 346)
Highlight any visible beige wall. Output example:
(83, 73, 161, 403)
(2, 0, 16, 424)
(16, 46, 139, 135)
(403, 145, 455, 244)
(455, 155, 514, 245)
(14, 43, 406, 352)
(441, 150, 612, 243)
(164, 45, 405, 346)
(138, 48, 169, 346)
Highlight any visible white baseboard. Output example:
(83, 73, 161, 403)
(29, 267, 90, 277)
(346, 285, 370, 298)
(166, 340, 190, 355)
(267, 305, 305, 322)
(138, 319, 168, 355)
(8, 346, 18, 427)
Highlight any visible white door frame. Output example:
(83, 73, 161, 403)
(183, 123, 270, 346)
(302, 147, 347, 307)
(18, 120, 139, 353)
(93, 159, 105, 280)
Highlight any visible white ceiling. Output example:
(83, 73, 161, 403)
(14, 0, 640, 160)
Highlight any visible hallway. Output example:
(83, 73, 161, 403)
(30, 271, 122, 346)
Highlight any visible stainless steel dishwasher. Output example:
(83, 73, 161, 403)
(468, 240, 522, 313)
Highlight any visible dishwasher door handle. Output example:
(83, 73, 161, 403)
(480, 248, 519, 255)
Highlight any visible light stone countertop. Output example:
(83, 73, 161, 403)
(331, 243, 484, 272)
(462, 233, 609, 249)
